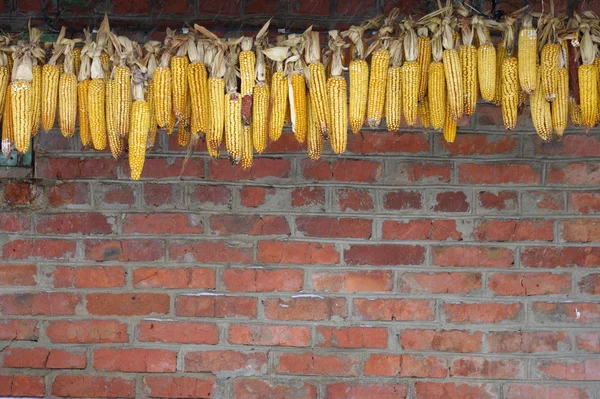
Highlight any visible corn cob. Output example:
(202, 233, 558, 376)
(29, 65, 41, 136)
(145, 79, 157, 148)
(88, 78, 107, 150)
(552, 68, 568, 138)
(578, 63, 598, 129)
(291, 73, 308, 143)
(269, 71, 288, 141)
(402, 61, 420, 127)
(77, 80, 92, 147)
(307, 96, 323, 160)
(252, 83, 269, 153)
(417, 35, 431, 101)
(348, 59, 368, 133)
(167, 109, 176, 136)
(442, 97, 457, 143)
(114, 65, 131, 138)
(41, 64, 60, 130)
(240, 37, 255, 127)
(493, 40, 506, 105)
(10, 81, 32, 153)
(178, 100, 192, 147)
(541, 43, 559, 101)
(366, 49, 390, 127)
(100, 51, 110, 74)
(208, 77, 225, 156)
(385, 66, 402, 132)
(225, 92, 242, 164)
(518, 16, 537, 93)
(595, 57, 600, 119)
(478, 43, 496, 101)
(2, 90, 12, 158)
(72, 47, 81, 76)
(241, 125, 253, 170)
(105, 79, 123, 159)
(188, 62, 209, 136)
(443, 49, 464, 120)
(501, 57, 519, 130)
(569, 99, 582, 126)
(418, 99, 430, 128)
(530, 70, 553, 141)
(129, 100, 150, 180)
(0, 65, 9, 122)
(327, 76, 347, 154)
(459, 44, 478, 116)
(428, 62, 446, 130)
(171, 54, 189, 121)
(153, 66, 172, 128)
(58, 72, 77, 138)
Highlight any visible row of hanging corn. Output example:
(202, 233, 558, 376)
(1, 4, 599, 180)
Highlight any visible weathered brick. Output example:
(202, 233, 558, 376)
(312, 270, 393, 292)
(133, 267, 215, 289)
(53, 266, 125, 288)
(353, 298, 435, 321)
(0, 264, 36, 286)
(258, 241, 339, 264)
(488, 272, 571, 296)
(275, 352, 359, 376)
(222, 268, 303, 292)
(210, 215, 289, 235)
(175, 295, 257, 318)
(325, 382, 407, 399)
(52, 375, 134, 398)
(142, 376, 215, 399)
(184, 350, 267, 375)
(444, 302, 523, 323)
(399, 272, 481, 294)
(488, 331, 571, 353)
(93, 348, 176, 372)
(345, 244, 425, 265)
(450, 357, 525, 379)
(234, 379, 317, 399)
(263, 297, 347, 321)
(400, 330, 482, 352)
(296, 216, 372, 238)
(47, 320, 128, 343)
(228, 324, 311, 347)
(137, 321, 219, 344)
(432, 246, 514, 268)
(364, 354, 447, 378)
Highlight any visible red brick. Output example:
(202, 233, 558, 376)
(488, 272, 571, 296)
(191, 185, 231, 206)
(450, 357, 524, 379)
(336, 188, 374, 212)
(533, 134, 600, 156)
(52, 375, 135, 398)
(312, 270, 393, 292)
(400, 330, 482, 352)
(383, 219, 462, 241)
(345, 244, 425, 265)
(440, 134, 518, 156)
(144, 184, 178, 207)
(474, 219, 554, 242)
(506, 384, 589, 399)
(523, 191, 564, 212)
(86, 293, 169, 316)
(137, 321, 218, 344)
(414, 382, 499, 399)
(536, 359, 600, 381)
(400, 272, 481, 294)
(210, 215, 289, 235)
(97, 183, 135, 205)
(222, 268, 303, 292)
(142, 376, 214, 399)
(84, 239, 165, 261)
(576, 332, 600, 352)
(3, 182, 32, 205)
(458, 163, 541, 184)
(296, 216, 372, 239)
(36, 157, 118, 179)
(276, 352, 359, 376)
(302, 159, 382, 182)
(292, 187, 325, 207)
(263, 297, 347, 321)
(432, 246, 514, 268)
(234, 380, 317, 399)
(353, 298, 435, 321)
(579, 273, 600, 294)
(0, 264, 36, 286)
(0, 292, 80, 315)
(53, 266, 125, 288)
(197, 0, 240, 15)
(532, 302, 600, 324)
(385, 161, 452, 184)
(521, 246, 600, 268)
(0, 213, 30, 232)
(0, 375, 45, 397)
(47, 320, 128, 343)
(325, 382, 407, 399)
(258, 241, 339, 264)
(133, 267, 215, 289)
(562, 219, 600, 242)
(169, 241, 252, 263)
(0, 319, 38, 340)
(488, 331, 570, 353)
(240, 186, 275, 207)
(383, 190, 422, 210)
(125, 157, 204, 179)
(317, 326, 388, 349)
(265, 132, 305, 152)
(36, 212, 113, 235)
(228, 324, 311, 347)
(3, 239, 76, 260)
(184, 350, 266, 373)
(547, 163, 600, 185)
(209, 158, 290, 180)
(569, 192, 600, 214)
(123, 213, 203, 234)
(48, 183, 90, 206)
(478, 191, 518, 211)
(94, 348, 176, 372)
(347, 131, 430, 154)
(175, 295, 257, 318)
(444, 302, 523, 323)
(4, 347, 86, 369)
(364, 354, 447, 378)
(431, 191, 470, 212)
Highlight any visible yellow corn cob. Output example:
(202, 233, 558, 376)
(105, 79, 123, 159)
(240, 49, 256, 97)
(10, 81, 32, 153)
(129, 100, 150, 180)
(188, 62, 209, 136)
(578, 63, 598, 130)
(417, 36, 431, 101)
(88, 78, 107, 150)
(2, 90, 12, 158)
(402, 60, 420, 127)
(595, 57, 600, 118)
(171, 55, 189, 119)
(308, 62, 329, 137)
(493, 41, 506, 105)
(114, 65, 131, 138)
(100, 51, 110, 74)
(418, 99, 430, 128)
(541, 43, 559, 101)
(530, 71, 553, 141)
(443, 49, 464, 120)
(569, 99, 582, 126)
(348, 59, 368, 133)
(428, 62, 446, 130)
(78, 80, 91, 148)
(58, 72, 77, 138)
(327, 76, 348, 154)
(459, 44, 478, 116)
(291, 73, 308, 143)
(442, 97, 457, 143)
(6, 56, 13, 77)
(518, 25, 537, 93)
(145, 79, 157, 148)
(552, 68, 568, 138)
(241, 125, 253, 170)
(29, 65, 41, 136)
(225, 92, 242, 164)
(0, 66, 8, 121)
(252, 83, 269, 153)
(501, 57, 519, 130)
(207, 77, 224, 157)
(167, 110, 176, 136)
(153, 66, 172, 128)
(72, 47, 81, 76)
(41, 64, 59, 131)
(366, 49, 390, 128)
(269, 71, 288, 141)
(307, 96, 323, 160)
(385, 66, 402, 132)
(478, 43, 496, 102)
(178, 101, 191, 147)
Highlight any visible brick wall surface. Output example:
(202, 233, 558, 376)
(0, 101, 599, 398)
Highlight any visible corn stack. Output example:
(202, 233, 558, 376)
(442, 17, 464, 121)
(343, 25, 369, 133)
(475, 20, 496, 102)
(305, 31, 330, 137)
(240, 36, 255, 127)
(552, 67, 568, 138)
(417, 30, 431, 101)
(531, 68, 553, 141)
(41, 27, 65, 131)
(59, 41, 78, 138)
(224, 39, 242, 165)
(385, 39, 402, 132)
(2, 90, 12, 158)
(307, 95, 323, 160)
(518, 15, 537, 93)
(428, 33, 446, 130)
(459, 22, 478, 116)
(186, 38, 209, 137)
(88, 47, 107, 150)
(402, 23, 421, 127)
(501, 57, 519, 130)
(327, 30, 348, 154)
(578, 22, 598, 130)
(541, 43, 559, 101)
(442, 96, 457, 143)
(129, 67, 150, 180)
(265, 45, 289, 141)
(493, 40, 506, 105)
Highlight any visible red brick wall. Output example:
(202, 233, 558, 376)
(1, 102, 599, 398)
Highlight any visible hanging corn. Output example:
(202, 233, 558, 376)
(252, 22, 271, 153)
(342, 24, 370, 133)
(402, 20, 421, 127)
(577, 19, 598, 130)
(129, 64, 150, 180)
(326, 30, 348, 154)
(518, 15, 537, 93)
(304, 29, 329, 137)
(459, 19, 478, 116)
(264, 43, 289, 141)
(474, 16, 496, 102)
(223, 38, 243, 165)
(385, 38, 402, 132)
